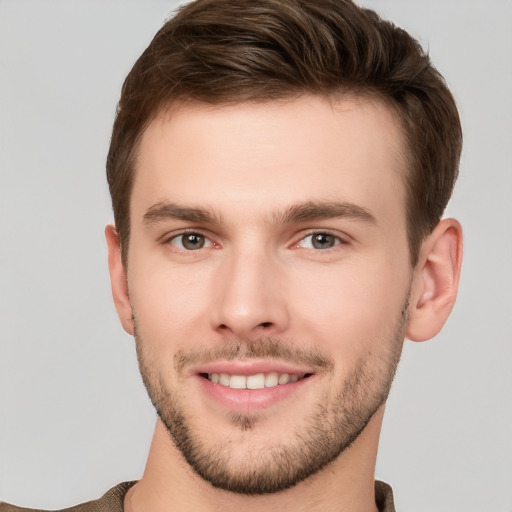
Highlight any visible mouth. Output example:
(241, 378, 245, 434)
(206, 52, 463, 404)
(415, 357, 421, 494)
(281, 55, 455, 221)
(194, 363, 315, 414)
(200, 372, 312, 390)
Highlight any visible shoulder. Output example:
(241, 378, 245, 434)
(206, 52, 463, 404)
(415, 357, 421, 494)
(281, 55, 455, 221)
(0, 482, 137, 512)
(375, 480, 396, 512)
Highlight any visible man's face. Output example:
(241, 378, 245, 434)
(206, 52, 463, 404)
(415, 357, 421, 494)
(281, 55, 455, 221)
(126, 96, 413, 494)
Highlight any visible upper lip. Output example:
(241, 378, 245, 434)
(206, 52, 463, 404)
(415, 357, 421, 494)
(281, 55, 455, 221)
(190, 360, 315, 377)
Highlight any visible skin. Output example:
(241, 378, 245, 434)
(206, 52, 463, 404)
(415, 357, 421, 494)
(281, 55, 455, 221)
(106, 96, 462, 512)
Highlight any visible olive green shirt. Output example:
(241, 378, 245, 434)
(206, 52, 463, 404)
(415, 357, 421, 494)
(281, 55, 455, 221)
(0, 480, 396, 511)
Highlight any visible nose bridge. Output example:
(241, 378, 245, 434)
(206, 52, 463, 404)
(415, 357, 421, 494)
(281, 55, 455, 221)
(212, 242, 289, 337)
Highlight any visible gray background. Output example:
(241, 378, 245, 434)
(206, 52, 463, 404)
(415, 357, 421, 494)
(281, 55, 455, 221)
(0, 1, 511, 510)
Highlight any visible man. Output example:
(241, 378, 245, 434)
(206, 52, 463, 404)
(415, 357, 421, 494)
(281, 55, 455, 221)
(1, 0, 463, 510)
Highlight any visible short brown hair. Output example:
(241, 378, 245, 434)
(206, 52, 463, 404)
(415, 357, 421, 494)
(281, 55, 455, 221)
(106, 0, 462, 266)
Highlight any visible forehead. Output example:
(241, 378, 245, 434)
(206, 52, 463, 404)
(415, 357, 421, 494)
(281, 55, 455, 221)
(132, 96, 407, 225)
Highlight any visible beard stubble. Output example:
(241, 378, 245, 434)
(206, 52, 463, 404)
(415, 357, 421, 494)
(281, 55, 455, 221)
(133, 294, 409, 495)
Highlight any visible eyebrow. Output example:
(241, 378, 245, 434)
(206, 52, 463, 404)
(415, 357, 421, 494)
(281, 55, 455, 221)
(142, 200, 376, 227)
(143, 202, 222, 226)
(275, 201, 377, 225)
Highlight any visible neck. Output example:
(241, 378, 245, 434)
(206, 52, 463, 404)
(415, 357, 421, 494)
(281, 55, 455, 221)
(124, 410, 384, 512)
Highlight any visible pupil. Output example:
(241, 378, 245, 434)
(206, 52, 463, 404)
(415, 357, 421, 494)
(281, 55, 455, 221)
(183, 234, 204, 250)
(313, 233, 334, 249)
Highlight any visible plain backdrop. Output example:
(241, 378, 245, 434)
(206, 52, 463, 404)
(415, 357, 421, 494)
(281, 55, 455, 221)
(1, 1, 511, 511)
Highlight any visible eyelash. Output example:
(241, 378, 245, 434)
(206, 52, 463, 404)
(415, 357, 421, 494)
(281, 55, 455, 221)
(164, 229, 347, 253)
(165, 230, 215, 251)
(294, 231, 347, 251)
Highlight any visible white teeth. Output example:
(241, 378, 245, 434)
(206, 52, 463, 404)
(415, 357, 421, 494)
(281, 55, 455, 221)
(278, 373, 290, 385)
(247, 373, 265, 390)
(264, 372, 279, 387)
(229, 375, 247, 389)
(208, 372, 304, 389)
(219, 373, 230, 386)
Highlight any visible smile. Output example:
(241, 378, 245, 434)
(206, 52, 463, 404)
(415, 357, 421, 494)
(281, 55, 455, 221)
(206, 372, 308, 390)
(197, 366, 315, 412)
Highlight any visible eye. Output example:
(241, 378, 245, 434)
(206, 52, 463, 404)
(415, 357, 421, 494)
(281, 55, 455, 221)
(298, 232, 343, 250)
(169, 232, 212, 251)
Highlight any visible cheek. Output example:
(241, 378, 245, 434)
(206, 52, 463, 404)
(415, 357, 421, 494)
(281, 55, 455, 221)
(288, 258, 410, 356)
(128, 258, 215, 344)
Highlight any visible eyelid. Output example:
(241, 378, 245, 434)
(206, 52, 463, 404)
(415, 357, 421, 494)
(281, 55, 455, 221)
(293, 229, 350, 249)
(163, 228, 218, 250)
(160, 227, 350, 251)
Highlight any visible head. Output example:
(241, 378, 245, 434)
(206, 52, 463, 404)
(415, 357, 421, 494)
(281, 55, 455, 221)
(105, 0, 463, 497)
(106, 0, 462, 269)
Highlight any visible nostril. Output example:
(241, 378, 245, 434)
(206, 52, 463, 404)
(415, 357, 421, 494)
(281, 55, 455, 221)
(259, 322, 272, 328)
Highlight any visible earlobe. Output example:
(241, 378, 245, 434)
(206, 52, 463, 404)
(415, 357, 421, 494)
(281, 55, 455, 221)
(407, 218, 463, 342)
(105, 224, 134, 335)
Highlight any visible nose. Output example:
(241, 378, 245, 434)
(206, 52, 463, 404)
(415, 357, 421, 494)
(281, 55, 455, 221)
(211, 248, 290, 340)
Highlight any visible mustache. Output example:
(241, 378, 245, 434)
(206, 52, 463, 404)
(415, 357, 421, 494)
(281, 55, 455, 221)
(173, 337, 334, 375)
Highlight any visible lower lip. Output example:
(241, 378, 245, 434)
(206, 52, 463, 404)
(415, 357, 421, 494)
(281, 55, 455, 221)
(196, 375, 312, 413)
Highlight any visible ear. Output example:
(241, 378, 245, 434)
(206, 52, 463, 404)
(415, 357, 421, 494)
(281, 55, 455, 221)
(105, 224, 134, 335)
(407, 218, 463, 342)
